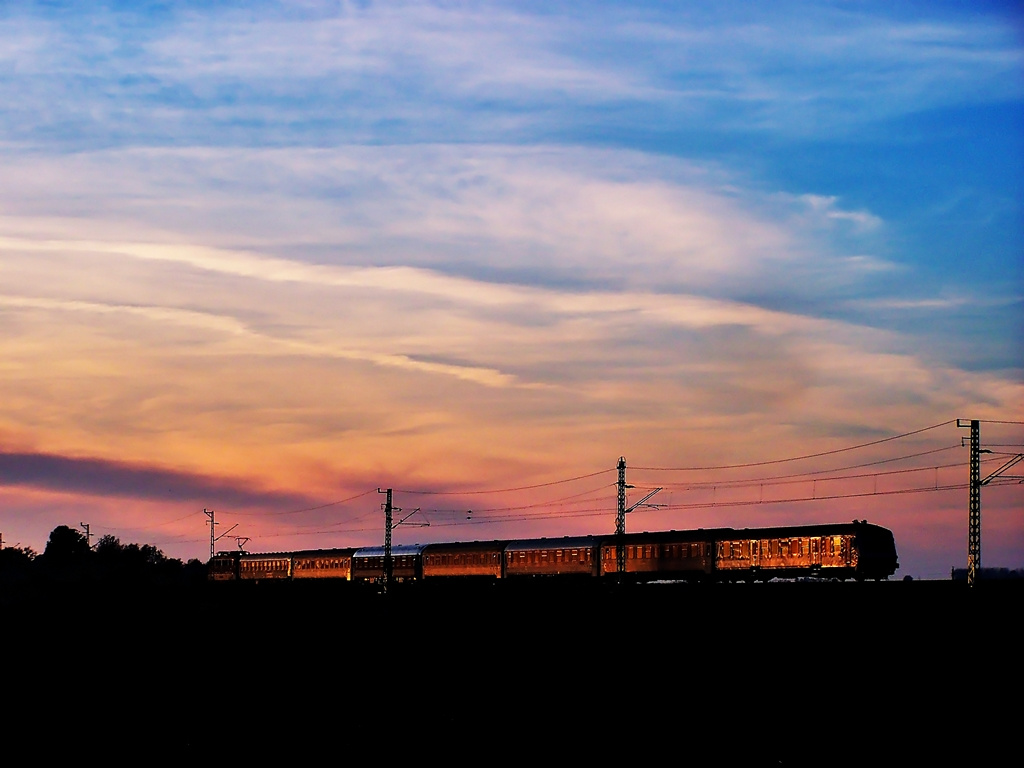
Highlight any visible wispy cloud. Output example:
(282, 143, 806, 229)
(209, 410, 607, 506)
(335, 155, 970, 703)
(0, 144, 886, 301)
(1, 2, 1019, 146)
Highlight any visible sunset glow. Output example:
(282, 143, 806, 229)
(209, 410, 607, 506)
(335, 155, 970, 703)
(1, 1, 1021, 579)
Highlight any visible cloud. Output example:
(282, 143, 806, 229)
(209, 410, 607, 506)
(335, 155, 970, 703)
(795, 195, 884, 232)
(0, 144, 885, 299)
(1, 2, 1019, 146)
(0, 449, 315, 510)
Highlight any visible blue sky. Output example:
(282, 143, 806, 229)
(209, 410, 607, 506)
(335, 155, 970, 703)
(0, 1, 1021, 577)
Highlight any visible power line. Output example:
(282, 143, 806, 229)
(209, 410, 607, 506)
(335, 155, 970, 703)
(242, 472, 1024, 540)
(416, 482, 616, 515)
(634, 445, 963, 488)
(395, 468, 615, 495)
(656, 483, 970, 510)
(641, 459, 967, 493)
(223, 488, 378, 517)
(637, 452, 1013, 494)
(181, 474, 1024, 545)
(633, 420, 956, 471)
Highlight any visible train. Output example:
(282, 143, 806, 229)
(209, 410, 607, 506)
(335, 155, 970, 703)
(208, 520, 898, 583)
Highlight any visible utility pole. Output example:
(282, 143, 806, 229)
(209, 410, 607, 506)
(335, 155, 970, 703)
(958, 419, 982, 587)
(379, 488, 393, 590)
(205, 509, 236, 562)
(616, 457, 628, 577)
(614, 457, 662, 581)
(958, 418, 1024, 587)
(79, 522, 91, 549)
(377, 488, 428, 593)
(205, 509, 218, 561)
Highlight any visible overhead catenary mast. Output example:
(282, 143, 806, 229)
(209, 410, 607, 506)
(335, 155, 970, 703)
(378, 488, 428, 592)
(205, 508, 237, 561)
(958, 418, 1024, 587)
(615, 457, 661, 579)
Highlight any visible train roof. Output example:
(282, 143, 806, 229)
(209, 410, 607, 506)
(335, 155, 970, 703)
(721, 520, 892, 538)
(237, 551, 294, 560)
(504, 536, 597, 552)
(353, 544, 428, 558)
(291, 547, 359, 558)
(422, 540, 509, 554)
(604, 528, 739, 544)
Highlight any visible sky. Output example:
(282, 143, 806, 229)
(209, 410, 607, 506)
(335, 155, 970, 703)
(0, 0, 1021, 580)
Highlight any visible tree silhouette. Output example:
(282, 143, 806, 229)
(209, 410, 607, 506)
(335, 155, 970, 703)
(41, 525, 92, 574)
(9, 526, 202, 585)
(0, 545, 36, 582)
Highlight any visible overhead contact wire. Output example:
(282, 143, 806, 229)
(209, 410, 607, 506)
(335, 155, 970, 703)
(395, 468, 615, 495)
(633, 420, 956, 471)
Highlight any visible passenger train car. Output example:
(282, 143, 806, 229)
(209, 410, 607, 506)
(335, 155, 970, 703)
(208, 521, 898, 583)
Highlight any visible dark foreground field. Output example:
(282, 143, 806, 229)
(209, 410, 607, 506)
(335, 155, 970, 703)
(3, 579, 1018, 763)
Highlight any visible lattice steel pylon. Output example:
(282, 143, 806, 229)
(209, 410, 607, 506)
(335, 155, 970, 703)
(379, 488, 393, 591)
(613, 457, 661, 580)
(616, 457, 627, 577)
(958, 419, 982, 587)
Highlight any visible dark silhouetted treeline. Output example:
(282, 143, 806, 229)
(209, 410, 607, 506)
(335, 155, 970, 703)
(0, 524, 206, 586)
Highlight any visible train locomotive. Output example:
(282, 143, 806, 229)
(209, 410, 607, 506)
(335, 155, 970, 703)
(208, 520, 898, 583)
